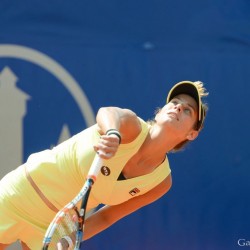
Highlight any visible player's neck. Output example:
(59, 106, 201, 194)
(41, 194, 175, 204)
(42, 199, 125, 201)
(148, 124, 181, 153)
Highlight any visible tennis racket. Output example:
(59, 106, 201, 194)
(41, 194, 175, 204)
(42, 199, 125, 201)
(42, 153, 103, 250)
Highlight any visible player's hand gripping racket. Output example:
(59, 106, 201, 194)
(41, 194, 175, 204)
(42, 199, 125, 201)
(42, 153, 103, 250)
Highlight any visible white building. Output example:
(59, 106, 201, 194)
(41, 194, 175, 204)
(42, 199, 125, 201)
(0, 66, 30, 178)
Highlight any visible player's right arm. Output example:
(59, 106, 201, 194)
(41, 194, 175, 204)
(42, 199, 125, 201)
(83, 174, 172, 241)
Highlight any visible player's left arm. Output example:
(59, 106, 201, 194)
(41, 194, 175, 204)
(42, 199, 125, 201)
(83, 174, 172, 240)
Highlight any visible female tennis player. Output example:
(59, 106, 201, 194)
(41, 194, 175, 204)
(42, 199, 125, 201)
(0, 80, 208, 250)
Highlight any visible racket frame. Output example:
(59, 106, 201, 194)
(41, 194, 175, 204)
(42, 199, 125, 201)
(42, 154, 103, 250)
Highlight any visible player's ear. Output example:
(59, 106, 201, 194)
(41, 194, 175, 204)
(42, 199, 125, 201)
(186, 130, 199, 141)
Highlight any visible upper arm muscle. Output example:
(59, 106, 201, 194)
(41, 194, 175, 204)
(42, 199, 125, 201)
(96, 107, 141, 143)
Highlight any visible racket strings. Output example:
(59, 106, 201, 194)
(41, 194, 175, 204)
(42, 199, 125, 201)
(49, 210, 78, 249)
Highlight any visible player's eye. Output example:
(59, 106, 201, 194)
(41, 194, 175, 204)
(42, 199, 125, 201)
(171, 100, 178, 105)
(184, 108, 191, 114)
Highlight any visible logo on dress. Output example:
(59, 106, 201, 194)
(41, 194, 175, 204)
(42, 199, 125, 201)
(129, 188, 140, 196)
(101, 166, 111, 176)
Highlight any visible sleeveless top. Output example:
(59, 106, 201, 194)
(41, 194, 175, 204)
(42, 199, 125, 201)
(0, 117, 171, 218)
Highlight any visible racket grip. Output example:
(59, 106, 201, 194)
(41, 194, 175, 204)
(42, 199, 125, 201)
(74, 231, 83, 250)
(87, 153, 103, 180)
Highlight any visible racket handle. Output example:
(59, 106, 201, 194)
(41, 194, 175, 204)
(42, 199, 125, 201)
(74, 231, 83, 250)
(87, 153, 103, 181)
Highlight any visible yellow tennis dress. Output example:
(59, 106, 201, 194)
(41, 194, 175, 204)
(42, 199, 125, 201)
(0, 117, 171, 248)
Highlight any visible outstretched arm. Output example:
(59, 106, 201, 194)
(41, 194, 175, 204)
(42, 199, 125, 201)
(83, 174, 172, 241)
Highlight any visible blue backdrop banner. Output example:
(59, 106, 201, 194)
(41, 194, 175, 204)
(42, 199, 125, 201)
(0, 1, 250, 249)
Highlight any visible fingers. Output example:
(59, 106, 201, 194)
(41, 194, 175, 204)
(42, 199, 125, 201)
(57, 235, 75, 250)
(56, 238, 68, 250)
(93, 134, 120, 159)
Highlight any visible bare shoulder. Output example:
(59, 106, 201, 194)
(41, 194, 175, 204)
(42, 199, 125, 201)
(156, 174, 172, 194)
(116, 108, 142, 143)
(96, 106, 142, 143)
(119, 108, 140, 125)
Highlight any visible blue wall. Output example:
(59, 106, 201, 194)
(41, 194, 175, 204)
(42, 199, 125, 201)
(0, 1, 250, 249)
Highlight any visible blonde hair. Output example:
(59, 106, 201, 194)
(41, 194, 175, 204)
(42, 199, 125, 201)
(194, 81, 209, 98)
